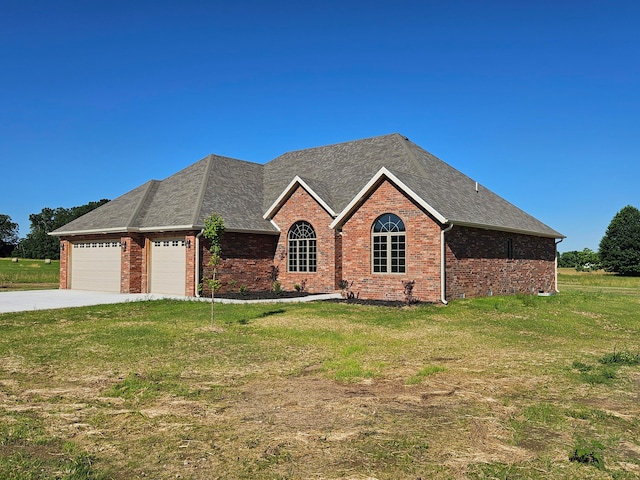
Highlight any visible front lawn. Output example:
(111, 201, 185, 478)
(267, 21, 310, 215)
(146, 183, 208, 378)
(1, 273, 639, 478)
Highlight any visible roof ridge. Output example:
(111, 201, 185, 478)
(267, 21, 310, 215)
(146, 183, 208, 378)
(126, 180, 159, 229)
(270, 132, 402, 160)
(395, 135, 432, 180)
(191, 155, 216, 226)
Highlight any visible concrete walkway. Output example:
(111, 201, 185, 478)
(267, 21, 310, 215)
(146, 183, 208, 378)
(0, 289, 342, 314)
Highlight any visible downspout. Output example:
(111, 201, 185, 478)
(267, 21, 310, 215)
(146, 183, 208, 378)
(195, 229, 205, 297)
(441, 223, 454, 304)
(554, 237, 564, 293)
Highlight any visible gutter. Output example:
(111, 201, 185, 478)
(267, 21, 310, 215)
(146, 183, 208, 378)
(195, 229, 205, 297)
(441, 223, 454, 304)
(555, 237, 564, 293)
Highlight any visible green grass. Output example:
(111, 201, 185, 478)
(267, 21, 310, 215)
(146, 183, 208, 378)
(558, 267, 640, 295)
(0, 257, 59, 290)
(1, 271, 640, 478)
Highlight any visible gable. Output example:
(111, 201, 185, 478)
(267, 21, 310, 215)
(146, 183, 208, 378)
(264, 176, 336, 222)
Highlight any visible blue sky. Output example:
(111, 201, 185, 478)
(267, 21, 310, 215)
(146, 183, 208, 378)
(1, 0, 638, 253)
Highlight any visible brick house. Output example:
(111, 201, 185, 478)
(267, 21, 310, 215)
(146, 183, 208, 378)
(51, 134, 564, 302)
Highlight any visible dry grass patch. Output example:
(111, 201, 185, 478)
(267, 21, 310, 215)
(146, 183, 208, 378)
(1, 286, 640, 478)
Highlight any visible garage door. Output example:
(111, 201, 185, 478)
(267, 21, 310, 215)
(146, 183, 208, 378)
(149, 239, 186, 295)
(70, 240, 121, 292)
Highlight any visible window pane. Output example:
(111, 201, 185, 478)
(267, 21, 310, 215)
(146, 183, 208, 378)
(309, 239, 317, 272)
(299, 239, 307, 271)
(289, 222, 317, 272)
(373, 235, 387, 272)
(373, 214, 405, 233)
(288, 240, 297, 272)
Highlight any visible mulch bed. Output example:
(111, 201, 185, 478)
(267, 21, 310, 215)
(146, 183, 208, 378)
(216, 291, 311, 301)
(216, 290, 427, 307)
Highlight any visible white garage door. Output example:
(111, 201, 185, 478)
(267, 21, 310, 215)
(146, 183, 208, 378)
(70, 240, 121, 292)
(149, 239, 186, 295)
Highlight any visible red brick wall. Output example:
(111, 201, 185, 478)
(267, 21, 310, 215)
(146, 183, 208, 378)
(200, 232, 278, 296)
(59, 239, 70, 289)
(445, 226, 557, 300)
(185, 233, 198, 296)
(121, 233, 145, 293)
(271, 185, 339, 294)
(340, 180, 443, 302)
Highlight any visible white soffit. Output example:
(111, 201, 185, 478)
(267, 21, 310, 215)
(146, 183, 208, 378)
(330, 167, 448, 229)
(263, 175, 337, 219)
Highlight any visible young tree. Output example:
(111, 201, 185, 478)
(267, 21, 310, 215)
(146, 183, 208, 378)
(599, 205, 640, 276)
(203, 213, 225, 328)
(0, 214, 19, 257)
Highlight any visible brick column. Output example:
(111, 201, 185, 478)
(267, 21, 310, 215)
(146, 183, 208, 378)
(121, 233, 145, 293)
(59, 239, 70, 289)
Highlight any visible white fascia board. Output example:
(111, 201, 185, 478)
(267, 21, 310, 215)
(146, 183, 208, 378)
(137, 225, 197, 232)
(330, 167, 447, 229)
(263, 175, 336, 220)
(268, 219, 281, 232)
(49, 227, 129, 237)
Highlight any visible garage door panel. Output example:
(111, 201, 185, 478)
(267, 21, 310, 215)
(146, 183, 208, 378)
(70, 240, 121, 292)
(150, 239, 186, 295)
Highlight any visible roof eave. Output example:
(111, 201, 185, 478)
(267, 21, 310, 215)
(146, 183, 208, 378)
(51, 224, 280, 237)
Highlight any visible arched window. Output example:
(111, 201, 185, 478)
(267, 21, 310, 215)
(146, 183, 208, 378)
(372, 213, 406, 273)
(288, 221, 317, 272)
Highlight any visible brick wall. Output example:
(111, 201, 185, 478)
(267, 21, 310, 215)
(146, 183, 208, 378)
(200, 232, 278, 296)
(340, 180, 443, 302)
(59, 239, 70, 289)
(445, 226, 557, 300)
(121, 233, 145, 293)
(185, 233, 198, 296)
(271, 185, 339, 294)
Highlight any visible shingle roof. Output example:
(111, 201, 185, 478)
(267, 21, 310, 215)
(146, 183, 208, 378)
(52, 133, 564, 238)
(52, 155, 275, 235)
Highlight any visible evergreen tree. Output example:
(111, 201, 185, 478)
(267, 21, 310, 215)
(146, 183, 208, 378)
(598, 205, 640, 276)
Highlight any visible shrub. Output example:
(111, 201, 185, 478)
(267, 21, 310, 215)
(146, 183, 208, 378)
(569, 439, 605, 470)
(599, 349, 640, 366)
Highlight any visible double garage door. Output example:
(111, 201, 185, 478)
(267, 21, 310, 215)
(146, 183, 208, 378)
(69, 238, 186, 295)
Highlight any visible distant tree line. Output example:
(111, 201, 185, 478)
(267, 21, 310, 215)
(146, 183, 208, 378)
(558, 205, 640, 276)
(557, 248, 601, 271)
(1, 200, 109, 260)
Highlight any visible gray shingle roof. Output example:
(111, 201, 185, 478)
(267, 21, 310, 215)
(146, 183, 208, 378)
(52, 133, 564, 238)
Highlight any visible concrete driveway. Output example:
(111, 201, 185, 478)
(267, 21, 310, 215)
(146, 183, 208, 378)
(0, 290, 342, 313)
(0, 289, 187, 314)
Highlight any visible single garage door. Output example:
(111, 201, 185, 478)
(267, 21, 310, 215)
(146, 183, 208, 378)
(149, 239, 186, 295)
(70, 240, 121, 292)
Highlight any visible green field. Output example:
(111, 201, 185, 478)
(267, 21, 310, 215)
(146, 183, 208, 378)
(0, 257, 59, 290)
(1, 270, 639, 478)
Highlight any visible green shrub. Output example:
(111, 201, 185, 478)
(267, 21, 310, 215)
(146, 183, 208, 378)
(569, 439, 605, 470)
(599, 350, 640, 366)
